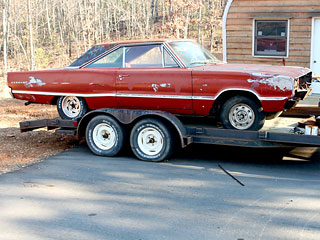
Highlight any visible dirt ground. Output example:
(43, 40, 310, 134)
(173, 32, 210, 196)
(0, 98, 78, 175)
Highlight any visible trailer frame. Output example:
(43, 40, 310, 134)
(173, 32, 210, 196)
(19, 108, 320, 161)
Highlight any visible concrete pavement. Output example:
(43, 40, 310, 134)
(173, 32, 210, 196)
(0, 144, 320, 240)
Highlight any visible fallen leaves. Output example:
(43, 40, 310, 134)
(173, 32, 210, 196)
(0, 98, 78, 174)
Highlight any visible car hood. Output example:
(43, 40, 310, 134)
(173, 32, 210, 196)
(194, 63, 311, 79)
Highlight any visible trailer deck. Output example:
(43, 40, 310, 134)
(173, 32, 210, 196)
(19, 113, 320, 150)
(15, 96, 320, 161)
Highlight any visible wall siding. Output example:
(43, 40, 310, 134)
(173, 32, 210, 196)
(226, 0, 320, 67)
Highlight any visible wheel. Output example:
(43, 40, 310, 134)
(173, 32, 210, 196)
(57, 96, 88, 120)
(130, 118, 174, 162)
(220, 96, 265, 131)
(86, 115, 124, 157)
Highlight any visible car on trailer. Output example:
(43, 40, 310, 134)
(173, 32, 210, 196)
(8, 39, 312, 131)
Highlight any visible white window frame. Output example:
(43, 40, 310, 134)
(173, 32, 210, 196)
(252, 19, 290, 58)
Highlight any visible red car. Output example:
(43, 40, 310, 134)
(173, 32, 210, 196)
(7, 39, 311, 131)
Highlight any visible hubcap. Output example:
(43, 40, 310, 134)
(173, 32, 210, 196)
(137, 127, 163, 156)
(62, 96, 81, 118)
(93, 123, 116, 150)
(229, 103, 255, 130)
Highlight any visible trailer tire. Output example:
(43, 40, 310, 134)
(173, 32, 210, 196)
(220, 96, 265, 131)
(57, 96, 87, 120)
(130, 118, 173, 162)
(86, 115, 124, 157)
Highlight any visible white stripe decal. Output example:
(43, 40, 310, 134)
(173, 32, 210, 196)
(12, 90, 115, 97)
(12, 90, 286, 101)
(117, 93, 195, 100)
(260, 97, 287, 101)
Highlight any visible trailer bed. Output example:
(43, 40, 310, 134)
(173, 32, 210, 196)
(19, 115, 320, 149)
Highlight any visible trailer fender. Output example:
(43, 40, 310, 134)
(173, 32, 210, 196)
(77, 109, 188, 148)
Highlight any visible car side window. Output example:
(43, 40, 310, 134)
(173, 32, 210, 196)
(125, 45, 162, 68)
(163, 48, 179, 68)
(85, 47, 123, 68)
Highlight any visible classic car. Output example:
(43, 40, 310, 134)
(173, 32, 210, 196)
(7, 39, 312, 131)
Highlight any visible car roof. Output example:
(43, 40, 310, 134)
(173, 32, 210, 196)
(93, 39, 183, 47)
(69, 39, 193, 67)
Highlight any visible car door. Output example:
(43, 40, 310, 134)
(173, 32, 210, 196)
(116, 44, 192, 114)
(81, 47, 124, 109)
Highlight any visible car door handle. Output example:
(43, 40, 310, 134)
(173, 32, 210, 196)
(119, 75, 129, 81)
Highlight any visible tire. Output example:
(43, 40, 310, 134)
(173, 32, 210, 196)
(57, 96, 88, 120)
(86, 115, 125, 157)
(220, 96, 265, 131)
(130, 118, 174, 162)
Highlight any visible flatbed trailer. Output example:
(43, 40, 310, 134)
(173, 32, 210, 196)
(19, 108, 320, 162)
(281, 106, 320, 118)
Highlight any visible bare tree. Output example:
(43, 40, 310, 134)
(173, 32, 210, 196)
(197, 0, 202, 44)
(27, 0, 34, 70)
(1, 0, 227, 74)
(2, 0, 9, 77)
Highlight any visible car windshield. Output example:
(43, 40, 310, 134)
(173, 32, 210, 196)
(168, 41, 221, 67)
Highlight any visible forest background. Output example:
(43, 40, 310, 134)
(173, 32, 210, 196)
(1, 0, 228, 96)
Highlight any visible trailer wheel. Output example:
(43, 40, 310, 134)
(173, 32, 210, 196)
(220, 96, 265, 131)
(57, 96, 87, 120)
(130, 118, 173, 162)
(86, 115, 124, 157)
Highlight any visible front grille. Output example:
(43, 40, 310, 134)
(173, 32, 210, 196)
(297, 72, 312, 90)
(292, 72, 312, 102)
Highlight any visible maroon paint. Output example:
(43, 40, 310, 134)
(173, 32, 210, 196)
(7, 40, 312, 117)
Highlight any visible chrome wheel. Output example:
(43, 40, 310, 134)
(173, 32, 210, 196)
(229, 103, 255, 130)
(137, 127, 164, 156)
(61, 96, 81, 118)
(92, 123, 117, 150)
